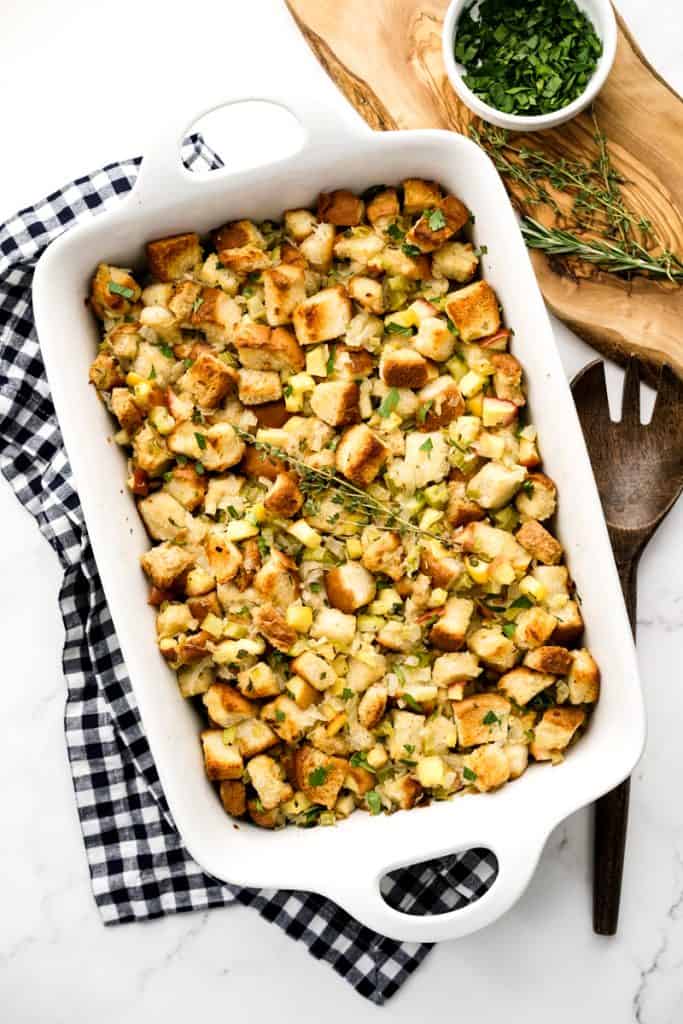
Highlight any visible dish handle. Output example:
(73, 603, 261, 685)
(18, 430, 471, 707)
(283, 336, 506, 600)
(322, 825, 548, 943)
(130, 82, 370, 209)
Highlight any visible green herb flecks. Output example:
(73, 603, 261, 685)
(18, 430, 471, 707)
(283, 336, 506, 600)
(385, 321, 415, 337)
(378, 388, 400, 418)
(308, 766, 328, 787)
(455, 0, 602, 117)
(463, 766, 477, 783)
(107, 281, 135, 300)
(366, 790, 382, 815)
(194, 432, 207, 450)
(425, 208, 446, 231)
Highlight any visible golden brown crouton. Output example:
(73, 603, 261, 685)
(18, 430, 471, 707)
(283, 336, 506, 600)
(247, 799, 285, 829)
(567, 649, 600, 704)
(285, 675, 319, 709)
(498, 667, 556, 706)
(317, 189, 364, 226)
(253, 603, 297, 653)
(463, 743, 510, 792)
(490, 352, 525, 406)
(179, 351, 236, 408)
(248, 754, 294, 810)
(515, 473, 557, 522)
(445, 281, 501, 343)
(516, 520, 563, 565)
(201, 730, 244, 781)
(203, 683, 255, 728)
(90, 263, 142, 320)
(291, 651, 337, 691)
(335, 424, 388, 486)
(430, 597, 474, 651)
(402, 178, 442, 214)
(237, 661, 281, 700)
(254, 549, 300, 608)
(163, 463, 207, 511)
(240, 444, 284, 481)
(431, 241, 479, 283)
(235, 718, 278, 759)
(110, 387, 143, 432)
(383, 775, 423, 810)
(366, 187, 400, 227)
(358, 684, 388, 730)
(361, 531, 404, 580)
(325, 563, 376, 613)
(262, 263, 307, 326)
(467, 626, 518, 671)
(263, 472, 303, 517)
(219, 245, 270, 274)
(235, 323, 305, 373)
(432, 651, 482, 687)
(167, 280, 202, 323)
(348, 275, 384, 314)
(531, 706, 586, 760)
(404, 194, 470, 253)
(514, 606, 558, 650)
(294, 746, 348, 809)
(379, 348, 430, 389)
(237, 368, 283, 405)
(205, 530, 242, 584)
(414, 317, 456, 362)
(89, 352, 125, 391)
(186, 592, 222, 622)
(523, 646, 573, 675)
(219, 780, 247, 817)
(284, 208, 318, 242)
(451, 693, 511, 747)
(344, 763, 375, 796)
(420, 546, 463, 589)
(333, 346, 374, 380)
(446, 477, 485, 528)
(417, 376, 465, 430)
(140, 542, 194, 590)
(299, 223, 336, 271)
(262, 695, 314, 744)
(146, 233, 202, 282)
(292, 286, 352, 345)
(551, 600, 584, 646)
(191, 287, 240, 345)
(138, 491, 193, 541)
(309, 380, 359, 426)
(108, 322, 142, 364)
(214, 220, 264, 251)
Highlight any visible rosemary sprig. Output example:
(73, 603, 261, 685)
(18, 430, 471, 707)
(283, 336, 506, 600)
(234, 427, 452, 548)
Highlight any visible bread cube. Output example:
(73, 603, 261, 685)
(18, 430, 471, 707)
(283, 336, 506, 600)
(219, 780, 247, 817)
(317, 189, 364, 226)
(310, 607, 356, 647)
(110, 387, 143, 433)
(420, 545, 464, 589)
(253, 604, 297, 653)
(498, 667, 556, 705)
(523, 645, 573, 675)
(345, 652, 387, 693)
(247, 754, 293, 810)
(201, 731, 244, 781)
(146, 233, 201, 282)
(516, 520, 563, 565)
(291, 651, 337, 691)
(235, 718, 278, 760)
(467, 461, 526, 510)
(264, 472, 304, 517)
(379, 348, 430, 389)
(514, 606, 558, 650)
(567, 649, 600, 704)
(89, 352, 125, 392)
(452, 693, 511, 746)
(531, 707, 586, 760)
(140, 542, 194, 590)
(366, 187, 400, 227)
(551, 600, 584, 646)
(358, 683, 388, 729)
(463, 743, 510, 792)
(203, 683, 255, 728)
(138, 492, 193, 542)
(335, 424, 388, 485)
(430, 597, 474, 651)
(432, 651, 482, 687)
(432, 241, 479, 282)
(404, 195, 469, 253)
(325, 563, 376, 613)
(237, 368, 282, 405)
(361, 531, 404, 580)
(262, 263, 307, 326)
(333, 346, 374, 380)
(294, 746, 347, 809)
(402, 178, 442, 214)
(293, 286, 352, 345)
(414, 317, 456, 362)
(446, 478, 485, 528)
(377, 621, 422, 652)
(299, 223, 336, 271)
(254, 549, 300, 607)
(262, 695, 314, 744)
(504, 743, 529, 780)
(179, 351, 236, 408)
(417, 376, 465, 429)
(515, 473, 557, 522)
(467, 626, 518, 671)
(309, 380, 359, 426)
(490, 352, 525, 405)
(191, 287, 240, 346)
(445, 281, 501, 342)
(348, 275, 384, 314)
(382, 775, 423, 810)
(389, 709, 425, 760)
(284, 208, 318, 242)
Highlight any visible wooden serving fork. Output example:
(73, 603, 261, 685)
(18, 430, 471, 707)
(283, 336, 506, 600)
(571, 357, 683, 935)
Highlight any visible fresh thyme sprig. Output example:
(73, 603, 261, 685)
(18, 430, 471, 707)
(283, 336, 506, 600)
(470, 116, 683, 284)
(234, 427, 452, 548)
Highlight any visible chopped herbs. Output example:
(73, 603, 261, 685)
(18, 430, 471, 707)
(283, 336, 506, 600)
(510, 595, 533, 610)
(502, 622, 517, 638)
(107, 281, 135, 299)
(420, 437, 434, 453)
(183, 358, 193, 369)
(454, 0, 602, 117)
(385, 321, 415, 337)
(366, 790, 382, 815)
(192, 295, 204, 313)
(148, 366, 156, 380)
(522, 480, 535, 496)
(425, 208, 446, 231)
(416, 401, 433, 426)
(402, 693, 422, 713)
(387, 222, 405, 242)
(378, 388, 400, 417)
(194, 462, 205, 475)
(463, 766, 477, 782)
(482, 710, 500, 726)
(326, 348, 335, 375)
(159, 342, 174, 359)
(350, 751, 376, 773)
(341, 688, 354, 701)
(308, 766, 328, 787)
(194, 432, 207, 450)
(309, 582, 322, 593)
(446, 318, 460, 336)
(401, 243, 421, 257)
(275, 709, 286, 722)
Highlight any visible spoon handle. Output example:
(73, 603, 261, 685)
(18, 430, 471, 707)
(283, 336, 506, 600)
(593, 555, 638, 935)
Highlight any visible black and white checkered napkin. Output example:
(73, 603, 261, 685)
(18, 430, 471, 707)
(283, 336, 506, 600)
(0, 135, 498, 1004)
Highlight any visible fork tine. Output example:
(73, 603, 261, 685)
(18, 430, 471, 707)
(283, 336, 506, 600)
(651, 363, 683, 427)
(571, 360, 611, 434)
(620, 356, 641, 426)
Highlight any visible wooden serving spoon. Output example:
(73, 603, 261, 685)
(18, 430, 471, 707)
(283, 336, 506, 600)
(572, 357, 683, 935)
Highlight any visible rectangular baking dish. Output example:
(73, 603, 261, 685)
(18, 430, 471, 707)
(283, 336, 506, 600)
(32, 78, 645, 944)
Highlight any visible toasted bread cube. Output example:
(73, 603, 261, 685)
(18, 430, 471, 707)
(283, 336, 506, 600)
(294, 746, 347, 809)
(432, 241, 479, 282)
(346, 652, 387, 693)
(504, 743, 529, 780)
(199, 423, 245, 473)
(177, 656, 215, 697)
(348, 275, 384, 314)
(299, 223, 336, 271)
(309, 380, 359, 426)
(462, 520, 531, 571)
(291, 651, 337, 691)
(254, 549, 300, 608)
(358, 683, 388, 730)
(111, 388, 144, 436)
(138, 492, 193, 541)
(163, 463, 207, 511)
(145, 233, 201, 282)
(405, 195, 469, 253)
(262, 695, 313, 743)
(523, 646, 573, 675)
(334, 346, 374, 380)
(463, 743, 510, 792)
(237, 661, 281, 700)
(371, 246, 430, 281)
(568, 649, 600, 704)
(402, 178, 441, 214)
(445, 281, 501, 343)
(325, 563, 376, 613)
(468, 626, 518, 671)
(414, 317, 456, 362)
(335, 424, 388, 485)
(214, 220, 264, 251)
(514, 606, 558, 650)
(429, 597, 474, 652)
(140, 542, 193, 590)
(264, 472, 303, 517)
(310, 607, 356, 647)
(167, 279, 202, 324)
(389, 710, 425, 760)
(90, 263, 141, 320)
(452, 693, 511, 746)
(446, 478, 485, 528)
(219, 780, 247, 817)
(89, 352, 125, 392)
(293, 286, 352, 345)
(366, 187, 400, 227)
(248, 754, 293, 810)
(253, 603, 297, 653)
(203, 683, 255, 728)
(516, 520, 563, 565)
(237, 369, 282, 406)
(467, 461, 526, 510)
(191, 287, 240, 346)
(377, 621, 422, 652)
(247, 799, 284, 829)
(420, 545, 464, 589)
(433, 651, 482, 687)
(109, 322, 142, 365)
(552, 601, 584, 646)
(379, 348, 430, 389)
(156, 601, 196, 639)
(515, 473, 557, 522)
(262, 263, 307, 326)
(284, 208, 318, 242)
(333, 231, 385, 265)
(361, 531, 404, 581)
(235, 718, 278, 759)
(531, 707, 586, 760)
(490, 352, 525, 405)
(180, 352, 236, 409)
(498, 667, 555, 706)
(236, 323, 305, 373)
(417, 376, 465, 429)
(205, 530, 242, 584)
(382, 775, 422, 810)
(533, 564, 569, 597)
(201, 730, 244, 781)
(285, 674, 319, 709)
(318, 189, 364, 226)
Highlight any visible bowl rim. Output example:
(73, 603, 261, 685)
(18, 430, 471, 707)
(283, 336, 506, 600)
(441, 0, 618, 130)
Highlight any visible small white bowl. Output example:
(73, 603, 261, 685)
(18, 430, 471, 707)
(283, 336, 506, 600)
(442, 0, 617, 132)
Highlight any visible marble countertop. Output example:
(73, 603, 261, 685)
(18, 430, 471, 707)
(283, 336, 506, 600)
(2, 2, 683, 1021)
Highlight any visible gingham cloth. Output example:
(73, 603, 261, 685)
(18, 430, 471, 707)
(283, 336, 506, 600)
(0, 135, 498, 1005)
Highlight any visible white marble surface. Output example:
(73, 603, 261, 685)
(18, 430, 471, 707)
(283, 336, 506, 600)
(1, 2, 682, 1020)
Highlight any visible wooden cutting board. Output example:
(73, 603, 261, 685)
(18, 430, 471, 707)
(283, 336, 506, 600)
(287, 1, 683, 380)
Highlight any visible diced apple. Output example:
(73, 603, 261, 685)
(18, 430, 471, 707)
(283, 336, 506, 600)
(479, 329, 512, 351)
(481, 396, 518, 428)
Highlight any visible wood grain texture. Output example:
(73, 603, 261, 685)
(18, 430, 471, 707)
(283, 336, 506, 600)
(287, 1, 683, 378)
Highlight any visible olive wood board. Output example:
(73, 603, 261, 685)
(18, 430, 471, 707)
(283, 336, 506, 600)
(287, 0, 683, 380)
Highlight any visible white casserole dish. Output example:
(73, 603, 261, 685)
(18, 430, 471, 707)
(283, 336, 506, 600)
(32, 79, 645, 944)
